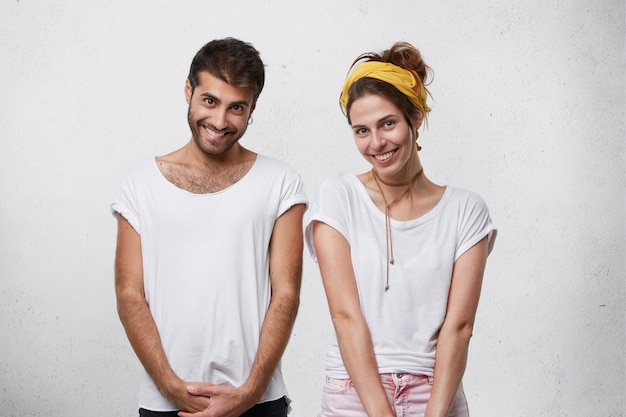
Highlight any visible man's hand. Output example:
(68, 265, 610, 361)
(177, 383, 255, 417)
(158, 378, 212, 414)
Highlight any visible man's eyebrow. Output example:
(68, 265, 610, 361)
(199, 93, 250, 108)
(199, 93, 221, 104)
(229, 100, 251, 108)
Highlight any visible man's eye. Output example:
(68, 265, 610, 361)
(204, 98, 214, 105)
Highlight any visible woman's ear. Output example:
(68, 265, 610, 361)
(412, 110, 424, 130)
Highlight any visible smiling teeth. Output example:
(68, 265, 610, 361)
(375, 151, 394, 161)
(204, 126, 226, 138)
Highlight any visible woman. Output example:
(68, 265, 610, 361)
(305, 42, 497, 417)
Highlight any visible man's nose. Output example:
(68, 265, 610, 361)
(212, 110, 228, 130)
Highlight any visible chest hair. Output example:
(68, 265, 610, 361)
(158, 160, 255, 194)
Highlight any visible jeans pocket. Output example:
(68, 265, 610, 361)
(323, 377, 353, 395)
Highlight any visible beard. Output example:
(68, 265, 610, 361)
(187, 105, 248, 157)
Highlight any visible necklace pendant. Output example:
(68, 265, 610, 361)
(385, 284, 390, 291)
(389, 258, 394, 265)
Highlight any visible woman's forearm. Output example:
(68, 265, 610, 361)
(333, 315, 395, 417)
(424, 318, 473, 416)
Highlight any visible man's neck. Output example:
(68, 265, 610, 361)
(184, 140, 254, 169)
(156, 140, 257, 194)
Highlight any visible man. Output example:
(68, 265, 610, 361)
(112, 38, 307, 417)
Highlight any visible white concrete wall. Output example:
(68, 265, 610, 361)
(1, 1, 623, 416)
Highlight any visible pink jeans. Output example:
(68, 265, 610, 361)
(318, 373, 469, 417)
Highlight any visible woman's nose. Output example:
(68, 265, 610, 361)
(371, 131, 386, 148)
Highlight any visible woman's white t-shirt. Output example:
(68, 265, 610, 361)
(305, 176, 496, 378)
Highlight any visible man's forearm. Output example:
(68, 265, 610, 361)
(241, 287, 300, 402)
(240, 204, 304, 404)
(117, 291, 180, 398)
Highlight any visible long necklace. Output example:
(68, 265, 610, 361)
(371, 167, 424, 291)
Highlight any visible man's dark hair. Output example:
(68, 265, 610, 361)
(188, 37, 265, 104)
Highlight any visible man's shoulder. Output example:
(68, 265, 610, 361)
(255, 153, 287, 167)
(125, 157, 156, 171)
(254, 154, 300, 176)
(119, 158, 159, 186)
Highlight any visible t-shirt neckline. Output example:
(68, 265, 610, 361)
(350, 175, 451, 227)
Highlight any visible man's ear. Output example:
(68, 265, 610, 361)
(184, 78, 193, 104)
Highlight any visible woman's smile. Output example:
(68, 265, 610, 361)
(373, 149, 397, 161)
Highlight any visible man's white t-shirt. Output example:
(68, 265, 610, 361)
(112, 155, 307, 411)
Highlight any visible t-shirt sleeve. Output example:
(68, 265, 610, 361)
(110, 172, 141, 235)
(277, 166, 308, 218)
(455, 191, 497, 261)
(304, 179, 350, 262)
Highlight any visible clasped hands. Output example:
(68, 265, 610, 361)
(172, 381, 255, 417)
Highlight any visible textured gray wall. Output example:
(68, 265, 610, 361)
(0, 1, 623, 416)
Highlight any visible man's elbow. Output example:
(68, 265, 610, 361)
(115, 285, 145, 321)
(272, 286, 300, 318)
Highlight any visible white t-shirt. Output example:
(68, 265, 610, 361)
(305, 175, 496, 378)
(112, 155, 307, 411)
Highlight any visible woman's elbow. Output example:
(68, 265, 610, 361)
(442, 319, 475, 344)
(330, 309, 363, 332)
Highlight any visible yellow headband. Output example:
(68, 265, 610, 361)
(339, 61, 428, 116)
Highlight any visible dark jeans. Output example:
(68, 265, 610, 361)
(139, 396, 289, 417)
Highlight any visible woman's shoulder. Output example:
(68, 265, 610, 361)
(445, 185, 488, 202)
(442, 186, 493, 217)
(318, 174, 362, 195)
(321, 174, 359, 186)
